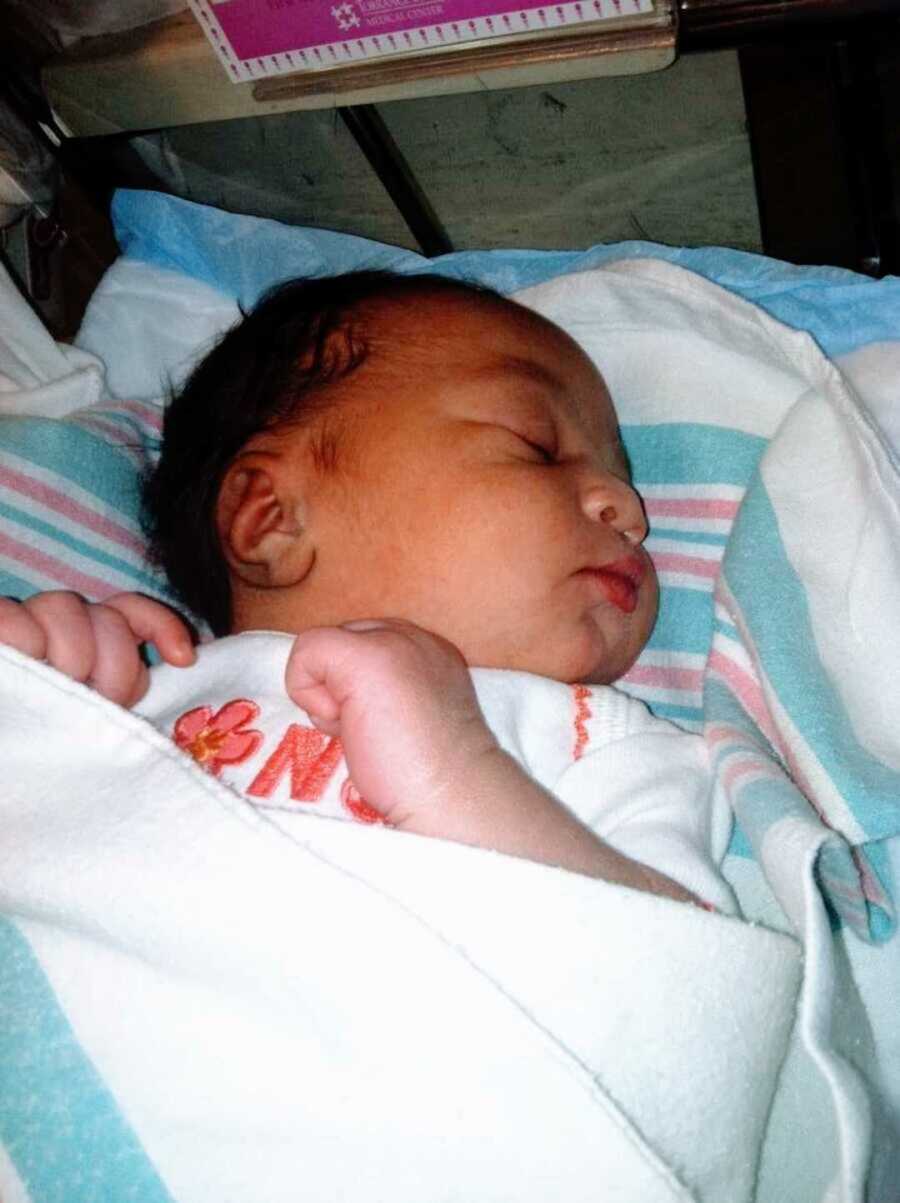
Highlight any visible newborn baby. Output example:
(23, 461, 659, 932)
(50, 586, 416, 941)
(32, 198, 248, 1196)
(0, 271, 733, 911)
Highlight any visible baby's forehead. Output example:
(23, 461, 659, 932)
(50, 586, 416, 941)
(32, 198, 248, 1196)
(360, 288, 597, 383)
(359, 285, 519, 343)
(348, 294, 617, 444)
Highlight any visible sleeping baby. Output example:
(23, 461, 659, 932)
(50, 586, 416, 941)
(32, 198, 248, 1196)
(0, 271, 734, 910)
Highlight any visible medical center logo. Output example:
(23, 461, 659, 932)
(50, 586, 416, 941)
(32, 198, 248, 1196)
(331, 2, 360, 30)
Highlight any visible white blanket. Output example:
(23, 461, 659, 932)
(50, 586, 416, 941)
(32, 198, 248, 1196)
(0, 646, 801, 1203)
(0, 260, 105, 417)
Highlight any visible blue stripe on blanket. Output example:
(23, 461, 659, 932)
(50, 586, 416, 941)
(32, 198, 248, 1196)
(644, 700, 705, 727)
(0, 919, 175, 1203)
(858, 842, 896, 943)
(651, 528, 730, 548)
(0, 419, 145, 512)
(0, 564, 38, 601)
(624, 425, 766, 487)
(621, 425, 766, 731)
(644, 591, 713, 658)
(0, 499, 161, 592)
(712, 615, 740, 643)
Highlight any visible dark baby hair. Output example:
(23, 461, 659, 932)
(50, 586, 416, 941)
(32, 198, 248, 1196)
(142, 269, 504, 636)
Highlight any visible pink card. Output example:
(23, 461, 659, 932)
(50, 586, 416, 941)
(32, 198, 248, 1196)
(189, 0, 653, 82)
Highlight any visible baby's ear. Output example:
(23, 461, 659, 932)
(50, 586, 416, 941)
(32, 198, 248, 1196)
(216, 452, 315, 589)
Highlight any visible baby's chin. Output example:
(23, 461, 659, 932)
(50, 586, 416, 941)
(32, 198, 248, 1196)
(581, 662, 634, 687)
(464, 612, 653, 685)
(519, 640, 640, 688)
(563, 631, 648, 686)
(577, 655, 635, 687)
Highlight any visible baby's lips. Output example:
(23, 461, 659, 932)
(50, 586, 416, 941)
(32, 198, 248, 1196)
(582, 555, 645, 614)
(600, 554, 646, 586)
(593, 571, 638, 614)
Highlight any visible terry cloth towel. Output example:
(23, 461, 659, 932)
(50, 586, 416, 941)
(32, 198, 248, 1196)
(0, 644, 802, 1203)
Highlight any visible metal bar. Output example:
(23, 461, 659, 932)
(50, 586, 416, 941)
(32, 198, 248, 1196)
(254, 23, 674, 102)
(339, 104, 453, 258)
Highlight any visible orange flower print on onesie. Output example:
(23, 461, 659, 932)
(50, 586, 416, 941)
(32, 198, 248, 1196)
(174, 700, 264, 776)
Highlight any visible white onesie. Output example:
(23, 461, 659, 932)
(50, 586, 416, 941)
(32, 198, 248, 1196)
(136, 632, 735, 912)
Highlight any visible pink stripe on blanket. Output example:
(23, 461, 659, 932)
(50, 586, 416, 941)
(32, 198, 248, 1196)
(75, 399, 164, 433)
(819, 871, 870, 907)
(852, 848, 891, 907)
(112, 399, 164, 431)
(644, 497, 740, 520)
(623, 663, 704, 693)
(73, 416, 145, 452)
(0, 529, 125, 597)
(707, 726, 786, 792)
(706, 722, 760, 752)
(651, 551, 720, 579)
(723, 756, 777, 790)
(707, 655, 838, 833)
(0, 464, 145, 555)
(707, 649, 780, 747)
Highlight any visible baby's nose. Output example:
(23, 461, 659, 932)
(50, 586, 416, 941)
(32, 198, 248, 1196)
(582, 478, 648, 544)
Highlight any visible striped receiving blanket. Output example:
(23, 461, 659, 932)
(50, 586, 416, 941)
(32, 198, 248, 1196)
(0, 401, 168, 602)
(705, 348, 899, 944)
(520, 261, 900, 945)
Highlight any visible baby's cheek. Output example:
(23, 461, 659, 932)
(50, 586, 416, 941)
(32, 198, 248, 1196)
(642, 569, 661, 639)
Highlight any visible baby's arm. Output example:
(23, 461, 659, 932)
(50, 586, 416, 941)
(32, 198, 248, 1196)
(0, 591, 195, 705)
(286, 620, 697, 904)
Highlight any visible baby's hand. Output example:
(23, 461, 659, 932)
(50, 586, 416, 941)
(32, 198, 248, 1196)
(0, 590, 195, 706)
(285, 619, 498, 829)
(286, 619, 700, 903)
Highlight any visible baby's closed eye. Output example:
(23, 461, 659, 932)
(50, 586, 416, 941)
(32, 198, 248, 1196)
(488, 420, 559, 463)
(462, 416, 559, 465)
(513, 431, 557, 464)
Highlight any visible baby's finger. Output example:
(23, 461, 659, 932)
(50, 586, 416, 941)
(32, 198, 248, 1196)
(22, 591, 95, 681)
(103, 593, 195, 667)
(343, 616, 464, 665)
(285, 626, 366, 710)
(341, 619, 395, 633)
(285, 632, 344, 722)
(305, 710, 342, 738)
(86, 605, 150, 706)
(342, 617, 427, 642)
(0, 598, 48, 660)
(288, 682, 342, 725)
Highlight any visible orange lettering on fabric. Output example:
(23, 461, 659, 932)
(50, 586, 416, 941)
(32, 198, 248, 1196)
(247, 724, 343, 801)
(340, 777, 388, 825)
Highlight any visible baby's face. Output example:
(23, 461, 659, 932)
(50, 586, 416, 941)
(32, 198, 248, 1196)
(269, 293, 658, 684)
